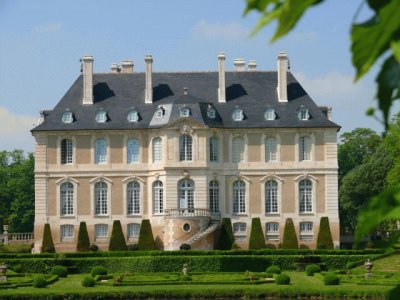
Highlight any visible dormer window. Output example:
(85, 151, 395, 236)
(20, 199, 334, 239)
(155, 107, 164, 119)
(62, 111, 73, 124)
(264, 108, 276, 121)
(95, 110, 107, 123)
(298, 106, 310, 120)
(127, 109, 139, 123)
(207, 106, 216, 119)
(232, 107, 244, 122)
(180, 107, 190, 117)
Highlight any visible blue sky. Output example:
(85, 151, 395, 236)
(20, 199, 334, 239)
(0, 0, 391, 152)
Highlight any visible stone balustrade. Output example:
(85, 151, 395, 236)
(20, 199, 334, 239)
(164, 208, 211, 219)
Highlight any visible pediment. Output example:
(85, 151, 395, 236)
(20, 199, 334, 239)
(166, 117, 208, 132)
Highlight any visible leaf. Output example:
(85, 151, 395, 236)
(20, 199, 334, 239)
(391, 40, 400, 62)
(351, 0, 400, 80)
(376, 55, 400, 128)
(244, 0, 271, 15)
(355, 188, 400, 242)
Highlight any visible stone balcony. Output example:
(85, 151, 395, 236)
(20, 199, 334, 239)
(164, 208, 211, 219)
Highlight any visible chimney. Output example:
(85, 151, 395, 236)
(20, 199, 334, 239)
(233, 58, 246, 71)
(248, 60, 257, 71)
(327, 107, 333, 121)
(110, 63, 120, 73)
(218, 52, 226, 103)
(121, 60, 134, 73)
(277, 52, 288, 102)
(82, 55, 94, 105)
(145, 55, 153, 104)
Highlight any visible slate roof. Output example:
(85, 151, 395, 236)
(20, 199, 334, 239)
(32, 71, 340, 132)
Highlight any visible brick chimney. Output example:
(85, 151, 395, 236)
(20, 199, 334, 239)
(145, 55, 153, 104)
(218, 52, 226, 103)
(121, 60, 134, 73)
(82, 55, 94, 105)
(233, 58, 246, 71)
(277, 52, 288, 102)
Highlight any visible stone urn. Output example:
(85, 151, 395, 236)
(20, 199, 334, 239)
(364, 259, 373, 278)
(0, 264, 7, 282)
(3, 225, 8, 234)
(182, 263, 189, 276)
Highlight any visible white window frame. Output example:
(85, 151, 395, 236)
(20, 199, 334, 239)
(155, 107, 164, 119)
(61, 138, 73, 165)
(209, 136, 219, 162)
(127, 109, 139, 123)
(60, 224, 74, 241)
(265, 222, 279, 241)
(207, 107, 216, 118)
(179, 134, 193, 161)
(260, 174, 283, 215)
(60, 182, 74, 216)
(127, 138, 140, 164)
(62, 111, 73, 124)
(233, 222, 247, 241)
(178, 178, 195, 210)
(265, 136, 278, 162)
(180, 107, 190, 117)
(56, 177, 78, 218)
(232, 180, 246, 214)
(153, 180, 164, 215)
(127, 223, 141, 239)
(209, 180, 220, 213)
(232, 136, 245, 163)
(95, 224, 108, 239)
(298, 179, 313, 214)
(95, 111, 107, 123)
(232, 108, 244, 121)
(264, 108, 276, 121)
(295, 133, 314, 162)
(299, 221, 314, 241)
(298, 107, 310, 120)
(152, 137, 163, 163)
(265, 180, 279, 214)
(127, 181, 141, 215)
(94, 181, 108, 216)
(94, 138, 107, 164)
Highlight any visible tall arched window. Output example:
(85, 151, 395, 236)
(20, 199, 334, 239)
(153, 181, 163, 214)
(61, 139, 73, 164)
(265, 136, 277, 162)
(265, 180, 278, 213)
(179, 135, 192, 161)
(209, 180, 219, 213)
(209, 136, 219, 162)
(127, 181, 140, 215)
(152, 137, 162, 162)
(94, 182, 108, 215)
(127, 138, 140, 164)
(233, 180, 246, 214)
(95, 138, 107, 164)
(299, 136, 311, 161)
(232, 137, 244, 163)
(60, 182, 74, 216)
(178, 179, 194, 210)
(299, 179, 313, 213)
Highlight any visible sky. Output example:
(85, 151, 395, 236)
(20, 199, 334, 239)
(0, 0, 394, 152)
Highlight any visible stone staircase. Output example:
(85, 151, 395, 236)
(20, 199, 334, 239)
(184, 221, 219, 246)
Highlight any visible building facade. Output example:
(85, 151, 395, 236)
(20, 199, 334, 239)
(31, 53, 340, 252)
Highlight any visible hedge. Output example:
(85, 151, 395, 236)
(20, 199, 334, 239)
(216, 218, 234, 250)
(281, 218, 298, 249)
(41, 223, 55, 253)
(138, 220, 155, 250)
(316, 217, 334, 249)
(1, 254, 375, 274)
(109, 220, 127, 251)
(77, 222, 90, 252)
(248, 218, 266, 249)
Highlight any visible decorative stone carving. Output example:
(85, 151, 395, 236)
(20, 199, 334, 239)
(180, 125, 193, 135)
(182, 263, 189, 275)
(364, 259, 373, 278)
(182, 170, 190, 178)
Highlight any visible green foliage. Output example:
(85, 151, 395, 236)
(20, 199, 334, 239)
(275, 273, 291, 285)
(76, 222, 90, 252)
(323, 272, 340, 285)
(248, 218, 266, 249)
(266, 265, 281, 274)
(216, 218, 234, 250)
(51, 265, 68, 278)
(90, 244, 99, 252)
(41, 223, 55, 253)
(179, 274, 192, 281)
(305, 264, 321, 276)
(180, 243, 191, 250)
(32, 276, 47, 288)
(82, 276, 96, 287)
(316, 217, 334, 250)
(90, 266, 108, 277)
(281, 218, 298, 249)
(109, 220, 127, 251)
(12, 264, 23, 273)
(137, 219, 155, 250)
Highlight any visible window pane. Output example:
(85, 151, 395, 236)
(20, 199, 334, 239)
(60, 182, 74, 216)
(233, 180, 245, 214)
(265, 180, 278, 213)
(127, 138, 140, 163)
(153, 137, 162, 162)
(299, 136, 311, 161)
(179, 135, 192, 161)
(153, 181, 163, 214)
(127, 182, 140, 214)
(265, 137, 277, 162)
(209, 136, 219, 162)
(95, 139, 107, 164)
(299, 180, 312, 213)
(61, 225, 74, 240)
(178, 179, 194, 210)
(209, 180, 219, 213)
(95, 182, 108, 215)
(232, 137, 244, 163)
(127, 223, 140, 238)
(61, 139, 73, 164)
(95, 224, 108, 237)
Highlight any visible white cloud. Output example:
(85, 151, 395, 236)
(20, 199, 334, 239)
(33, 22, 63, 34)
(0, 107, 36, 152)
(192, 20, 249, 41)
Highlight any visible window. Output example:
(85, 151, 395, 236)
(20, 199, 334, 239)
(94, 182, 108, 215)
(298, 106, 310, 120)
(95, 224, 108, 238)
(209, 136, 219, 162)
(60, 225, 74, 240)
(153, 180, 163, 214)
(127, 138, 140, 163)
(61, 139, 73, 164)
(265, 222, 279, 241)
(180, 107, 190, 117)
(155, 107, 164, 118)
(209, 180, 219, 213)
(233, 180, 246, 214)
(207, 107, 216, 118)
(127, 109, 139, 123)
(179, 134, 192, 161)
(299, 222, 313, 241)
(265, 136, 277, 162)
(60, 182, 74, 216)
(264, 108, 276, 120)
(178, 179, 194, 210)
(127, 223, 140, 238)
(265, 180, 278, 214)
(299, 136, 311, 161)
(127, 181, 140, 215)
(62, 111, 73, 124)
(95, 110, 107, 123)
(152, 137, 162, 162)
(232, 137, 244, 163)
(233, 222, 247, 241)
(299, 179, 313, 213)
(232, 108, 244, 121)
(95, 138, 107, 164)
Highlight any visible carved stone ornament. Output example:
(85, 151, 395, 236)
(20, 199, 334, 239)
(182, 170, 190, 178)
(180, 124, 193, 135)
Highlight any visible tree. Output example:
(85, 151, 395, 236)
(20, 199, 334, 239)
(316, 217, 334, 249)
(76, 222, 90, 252)
(41, 223, 55, 253)
(137, 219, 155, 250)
(248, 218, 266, 249)
(109, 220, 127, 251)
(216, 218, 234, 250)
(281, 218, 298, 249)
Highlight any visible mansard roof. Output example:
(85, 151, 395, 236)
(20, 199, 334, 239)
(32, 71, 339, 132)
